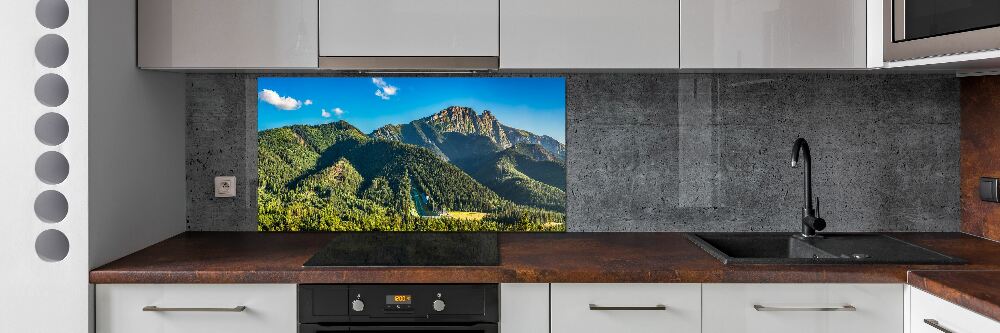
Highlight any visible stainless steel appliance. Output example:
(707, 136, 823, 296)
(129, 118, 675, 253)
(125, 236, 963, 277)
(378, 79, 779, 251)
(885, 0, 1000, 61)
(299, 284, 499, 332)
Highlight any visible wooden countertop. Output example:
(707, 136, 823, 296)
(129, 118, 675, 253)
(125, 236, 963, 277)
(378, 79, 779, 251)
(908, 270, 1000, 322)
(91, 232, 1000, 285)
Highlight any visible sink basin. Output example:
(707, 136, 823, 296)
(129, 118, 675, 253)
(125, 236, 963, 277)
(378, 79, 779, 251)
(686, 233, 965, 265)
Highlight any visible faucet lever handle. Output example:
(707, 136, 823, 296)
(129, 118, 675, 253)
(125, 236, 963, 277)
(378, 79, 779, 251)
(815, 196, 820, 218)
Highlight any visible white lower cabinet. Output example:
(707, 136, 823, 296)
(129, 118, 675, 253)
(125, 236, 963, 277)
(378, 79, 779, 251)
(96, 284, 297, 333)
(910, 287, 1000, 333)
(702, 284, 904, 333)
(500, 283, 549, 333)
(550, 283, 701, 333)
(94, 282, 1000, 333)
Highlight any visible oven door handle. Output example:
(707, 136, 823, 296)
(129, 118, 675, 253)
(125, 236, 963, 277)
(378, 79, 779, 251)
(298, 324, 349, 333)
(347, 323, 498, 332)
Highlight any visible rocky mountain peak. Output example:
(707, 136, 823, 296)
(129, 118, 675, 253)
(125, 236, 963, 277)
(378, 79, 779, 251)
(373, 106, 564, 161)
(423, 106, 507, 145)
(431, 106, 477, 121)
(427, 106, 479, 134)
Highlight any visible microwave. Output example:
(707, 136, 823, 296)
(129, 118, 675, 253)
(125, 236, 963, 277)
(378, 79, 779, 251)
(884, 0, 1000, 62)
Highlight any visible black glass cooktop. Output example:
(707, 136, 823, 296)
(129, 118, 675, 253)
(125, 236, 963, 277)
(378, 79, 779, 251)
(303, 232, 500, 267)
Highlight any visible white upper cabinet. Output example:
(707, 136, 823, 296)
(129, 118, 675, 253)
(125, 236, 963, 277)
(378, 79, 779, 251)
(681, 0, 880, 68)
(138, 0, 318, 69)
(500, 0, 680, 69)
(319, 0, 499, 57)
(134, 0, 892, 70)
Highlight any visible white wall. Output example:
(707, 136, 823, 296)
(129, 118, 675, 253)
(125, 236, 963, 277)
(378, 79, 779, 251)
(88, 0, 187, 270)
(0, 0, 90, 331)
(0, 0, 185, 331)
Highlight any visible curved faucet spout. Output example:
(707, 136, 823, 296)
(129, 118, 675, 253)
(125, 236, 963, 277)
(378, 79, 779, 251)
(791, 138, 824, 237)
(791, 138, 813, 213)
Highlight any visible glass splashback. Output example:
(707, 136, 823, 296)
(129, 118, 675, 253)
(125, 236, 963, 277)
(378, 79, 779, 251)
(256, 77, 566, 232)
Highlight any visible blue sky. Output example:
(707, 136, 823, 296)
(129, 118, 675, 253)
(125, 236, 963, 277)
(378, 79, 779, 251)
(257, 77, 566, 143)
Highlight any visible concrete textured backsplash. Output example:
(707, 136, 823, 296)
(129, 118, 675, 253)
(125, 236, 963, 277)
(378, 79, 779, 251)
(186, 73, 960, 232)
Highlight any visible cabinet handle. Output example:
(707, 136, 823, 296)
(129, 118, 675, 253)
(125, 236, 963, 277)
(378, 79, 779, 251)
(589, 304, 667, 311)
(142, 306, 247, 312)
(923, 319, 955, 333)
(753, 304, 856, 312)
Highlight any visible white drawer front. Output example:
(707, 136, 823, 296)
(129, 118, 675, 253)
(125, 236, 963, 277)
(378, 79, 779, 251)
(551, 283, 701, 333)
(96, 284, 296, 333)
(703, 283, 903, 333)
(910, 287, 1000, 333)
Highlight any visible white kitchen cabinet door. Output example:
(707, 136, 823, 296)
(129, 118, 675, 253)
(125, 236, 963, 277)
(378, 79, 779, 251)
(910, 287, 1000, 333)
(550, 283, 700, 333)
(96, 284, 297, 333)
(138, 0, 318, 69)
(681, 0, 874, 68)
(702, 283, 903, 333)
(319, 0, 499, 57)
(500, 284, 549, 333)
(500, 0, 680, 69)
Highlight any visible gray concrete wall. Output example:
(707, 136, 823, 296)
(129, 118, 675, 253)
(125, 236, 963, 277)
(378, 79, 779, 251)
(186, 75, 258, 231)
(186, 73, 960, 232)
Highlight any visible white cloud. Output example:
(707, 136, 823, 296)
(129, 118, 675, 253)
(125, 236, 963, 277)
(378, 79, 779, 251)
(304, 99, 313, 105)
(258, 89, 302, 110)
(321, 108, 344, 118)
(372, 77, 398, 100)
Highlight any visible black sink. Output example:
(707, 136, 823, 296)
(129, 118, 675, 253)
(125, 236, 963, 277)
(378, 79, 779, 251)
(686, 233, 965, 265)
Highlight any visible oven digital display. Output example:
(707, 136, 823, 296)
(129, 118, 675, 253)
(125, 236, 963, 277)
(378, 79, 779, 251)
(386, 295, 412, 305)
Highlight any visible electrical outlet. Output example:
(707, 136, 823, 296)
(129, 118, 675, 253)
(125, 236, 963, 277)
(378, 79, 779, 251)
(215, 176, 236, 198)
(980, 177, 999, 202)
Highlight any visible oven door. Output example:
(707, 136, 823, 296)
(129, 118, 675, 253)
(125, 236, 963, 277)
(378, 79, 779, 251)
(885, 0, 1000, 61)
(300, 323, 498, 333)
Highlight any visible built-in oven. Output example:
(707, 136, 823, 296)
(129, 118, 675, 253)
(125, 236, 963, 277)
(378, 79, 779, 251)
(884, 0, 1000, 61)
(299, 284, 498, 333)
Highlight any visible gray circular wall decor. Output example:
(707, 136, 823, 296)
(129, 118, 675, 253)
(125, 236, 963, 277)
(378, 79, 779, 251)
(34, 73, 69, 107)
(36, 0, 69, 29)
(35, 112, 69, 146)
(35, 151, 70, 185)
(35, 34, 69, 68)
(35, 229, 69, 262)
(34, 190, 68, 223)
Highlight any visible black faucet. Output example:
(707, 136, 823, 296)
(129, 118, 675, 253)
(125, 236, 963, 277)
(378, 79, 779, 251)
(791, 138, 826, 237)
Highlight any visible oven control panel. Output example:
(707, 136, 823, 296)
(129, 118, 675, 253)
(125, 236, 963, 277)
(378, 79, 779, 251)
(299, 284, 498, 324)
(355, 286, 453, 316)
(384, 294, 414, 311)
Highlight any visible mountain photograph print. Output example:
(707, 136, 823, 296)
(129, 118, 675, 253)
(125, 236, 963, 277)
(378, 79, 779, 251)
(257, 77, 566, 232)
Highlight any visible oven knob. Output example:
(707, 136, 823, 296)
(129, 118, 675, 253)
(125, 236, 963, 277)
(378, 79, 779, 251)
(432, 299, 446, 312)
(351, 299, 365, 312)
